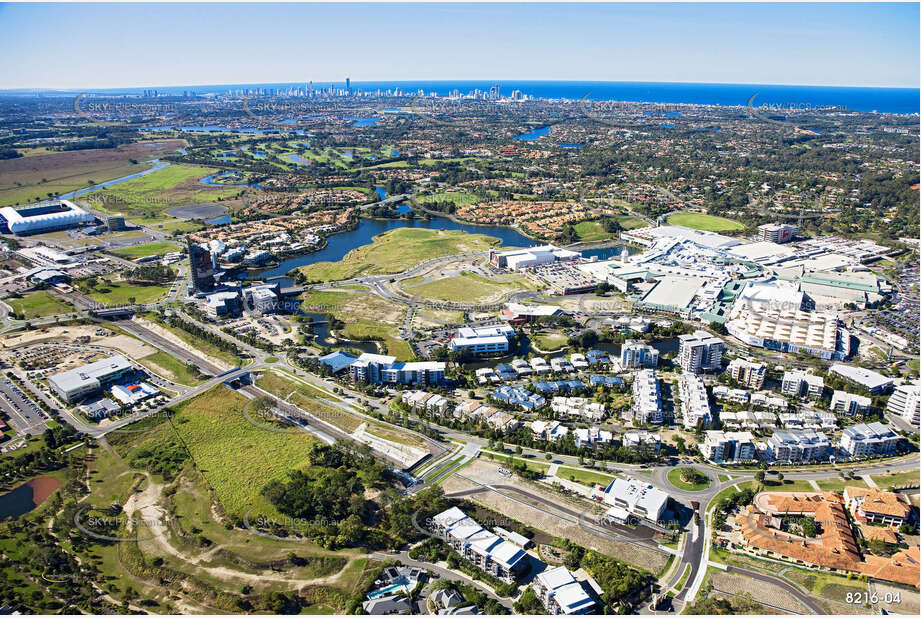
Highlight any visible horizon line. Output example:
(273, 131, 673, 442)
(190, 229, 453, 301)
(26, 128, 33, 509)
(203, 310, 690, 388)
(2, 78, 919, 93)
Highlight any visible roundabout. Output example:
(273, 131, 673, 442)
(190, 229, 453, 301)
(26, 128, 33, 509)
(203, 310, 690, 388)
(667, 466, 711, 491)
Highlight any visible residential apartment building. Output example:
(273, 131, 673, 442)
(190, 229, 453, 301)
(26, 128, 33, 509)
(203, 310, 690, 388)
(844, 487, 913, 526)
(839, 422, 900, 458)
(830, 390, 872, 416)
(631, 369, 662, 425)
(532, 566, 599, 615)
(781, 370, 825, 399)
(677, 330, 724, 374)
(349, 353, 445, 385)
(431, 507, 528, 583)
(885, 382, 920, 425)
(620, 340, 659, 369)
(551, 397, 606, 422)
(623, 431, 661, 455)
(727, 358, 766, 389)
(679, 372, 711, 430)
(766, 429, 831, 463)
(702, 430, 756, 463)
(574, 426, 614, 448)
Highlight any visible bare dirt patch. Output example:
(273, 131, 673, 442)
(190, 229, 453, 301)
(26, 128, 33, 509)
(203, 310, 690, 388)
(1, 324, 156, 360)
(710, 571, 809, 614)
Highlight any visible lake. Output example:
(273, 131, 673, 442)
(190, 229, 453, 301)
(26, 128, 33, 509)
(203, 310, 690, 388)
(0, 476, 62, 520)
(516, 126, 551, 141)
(249, 211, 537, 281)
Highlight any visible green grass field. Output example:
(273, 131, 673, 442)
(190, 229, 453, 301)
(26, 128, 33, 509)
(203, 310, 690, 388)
(111, 241, 181, 259)
(617, 215, 648, 230)
(815, 477, 869, 492)
(908, 359, 920, 375)
(341, 319, 413, 360)
(169, 387, 317, 519)
(667, 467, 711, 491)
(406, 271, 534, 303)
(136, 350, 204, 386)
(297, 228, 503, 282)
(560, 467, 615, 488)
(870, 470, 919, 490)
(85, 163, 241, 219)
(5, 290, 74, 319)
(573, 220, 616, 242)
(666, 212, 744, 232)
(79, 279, 169, 306)
(532, 332, 568, 351)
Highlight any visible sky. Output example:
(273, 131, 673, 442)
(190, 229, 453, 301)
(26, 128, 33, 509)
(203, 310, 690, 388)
(0, 2, 918, 90)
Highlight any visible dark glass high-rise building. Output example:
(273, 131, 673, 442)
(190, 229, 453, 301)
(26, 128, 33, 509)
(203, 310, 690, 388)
(188, 240, 214, 293)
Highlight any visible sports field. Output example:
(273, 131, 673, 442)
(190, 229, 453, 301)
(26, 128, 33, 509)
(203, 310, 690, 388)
(297, 228, 502, 282)
(5, 290, 74, 319)
(78, 278, 170, 306)
(666, 212, 744, 232)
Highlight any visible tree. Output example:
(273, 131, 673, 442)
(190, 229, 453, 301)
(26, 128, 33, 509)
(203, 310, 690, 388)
(755, 471, 765, 484)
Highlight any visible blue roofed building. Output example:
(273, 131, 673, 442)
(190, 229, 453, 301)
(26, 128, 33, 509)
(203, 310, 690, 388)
(318, 350, 358, 373)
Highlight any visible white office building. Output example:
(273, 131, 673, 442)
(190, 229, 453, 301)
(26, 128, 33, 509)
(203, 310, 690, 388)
(489, 245, 580, 270)
(600, 477, 669, 522)
(829, 364, 894, 395)
(349, 353, 445, 385)
(449, 324, 515, 355)
(48, 355, 135, 403)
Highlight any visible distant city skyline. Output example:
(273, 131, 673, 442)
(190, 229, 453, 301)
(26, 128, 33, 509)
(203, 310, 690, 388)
(0, 2, 918, 90)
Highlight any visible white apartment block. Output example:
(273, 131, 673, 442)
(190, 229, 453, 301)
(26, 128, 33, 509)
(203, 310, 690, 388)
(631, 369, 662, 425)
(727, 358, 766, 389)
(532, 566, 599, 615)
(778, 411, 837, 430)
(781, 370, 824, 398)
(574, 426, 614, 448)
(830, 390, 872, 416)
(885, 382, 920, 425)
(677, 330, 724, 374)
(551, 397, 606, 421)
(702, 430, 756, 463)
(766, 429, 831, 463)
(620, 340, 659, 369)
(840, 422, 900, 458)
(679, 372, 711, 430)
(622, 431, 661, 455)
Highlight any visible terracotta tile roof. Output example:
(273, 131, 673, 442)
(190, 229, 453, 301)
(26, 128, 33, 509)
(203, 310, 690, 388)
(859, 524, 898, 544)
(845, 487, 912, 519)
(735, 492, 920, 589)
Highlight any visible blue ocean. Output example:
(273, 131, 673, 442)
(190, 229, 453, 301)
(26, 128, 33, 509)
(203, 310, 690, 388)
(44, 80, 919, 115)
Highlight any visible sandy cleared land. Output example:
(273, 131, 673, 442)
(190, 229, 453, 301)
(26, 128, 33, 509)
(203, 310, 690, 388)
(1, 324, 155, 360)
(442, 460, 668, 573)
(709, 571, 809, 614)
